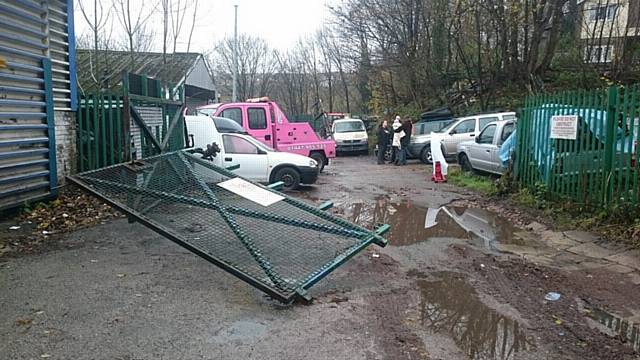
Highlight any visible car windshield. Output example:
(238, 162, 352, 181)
(335, 120, 365, 133)
(213, 117, 247, 134)
(438, 119, 460, 133)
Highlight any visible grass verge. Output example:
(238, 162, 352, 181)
(447, 168, 498, 196)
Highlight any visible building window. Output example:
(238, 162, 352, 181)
(584, 45, 615, 63)
(589, 4, 618, 21)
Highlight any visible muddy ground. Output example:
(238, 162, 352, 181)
(1, 156, 639, 359)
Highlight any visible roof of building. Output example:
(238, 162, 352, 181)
(76, 49, 213, 92)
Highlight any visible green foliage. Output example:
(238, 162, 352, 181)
(512, 182, 549, 210)
(448, 168, 498, 196)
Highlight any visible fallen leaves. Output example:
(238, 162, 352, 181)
(15, 318, 32, 327)
(1, 186, 122, 256)
(20, 188, 121, 235)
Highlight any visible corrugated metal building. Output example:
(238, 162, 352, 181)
(0, 0, 77, 209)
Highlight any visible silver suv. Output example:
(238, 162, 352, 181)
(408, 111, 516, 164)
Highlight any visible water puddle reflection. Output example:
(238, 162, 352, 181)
(418, 272, 535, 359)
(339, 197, 521, 249)
(586, 307, 640, 352)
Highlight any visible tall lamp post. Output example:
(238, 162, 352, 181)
(232, 4, 238, 102)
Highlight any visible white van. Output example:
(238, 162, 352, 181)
(185, 115, 319, 190)
(331, 118, 369, 154)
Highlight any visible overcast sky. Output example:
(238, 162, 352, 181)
(75, 0, 335, 53)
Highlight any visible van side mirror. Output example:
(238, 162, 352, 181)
(475, 136, 481, 143)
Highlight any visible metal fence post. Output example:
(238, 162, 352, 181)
(603, 86, 618, 205)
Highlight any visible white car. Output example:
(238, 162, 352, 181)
(331, 118, 369, 154)
(456, 119, 517, 175)
(185, 115, 319, 189)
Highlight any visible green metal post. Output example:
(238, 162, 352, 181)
(108, 95, 115, 165)
(79, 95, 85, 172)
(100, 94, 107, 168)
(604, 86, 618, 205)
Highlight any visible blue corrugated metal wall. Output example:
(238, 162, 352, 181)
(0, 0, 76, 209)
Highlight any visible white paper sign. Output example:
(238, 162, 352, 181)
(217, 178, 284, 207)
(550, 115, 578, 140)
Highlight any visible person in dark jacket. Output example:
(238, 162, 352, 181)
(397, 118, 413, 165)
(376, 120, 390, 164)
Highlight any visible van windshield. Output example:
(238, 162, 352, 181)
(335, 120, 365, 133)
(213, 117, 247, 134)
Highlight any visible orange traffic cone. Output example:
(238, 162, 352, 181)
(431, 161, 447, 183)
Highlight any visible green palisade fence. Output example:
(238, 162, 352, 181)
(77, 73, 186, 172)
(77, 93, 125, 172)
(516, 85, 640, 207)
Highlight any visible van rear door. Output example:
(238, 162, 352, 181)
(184, 116, 224, 167)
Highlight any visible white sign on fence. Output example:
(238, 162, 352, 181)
(550, 115, 578, 140)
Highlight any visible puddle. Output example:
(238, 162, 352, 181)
(418, 272, 535, 359)
(338, 197, 521, 249)
(586, 307, 640, 352)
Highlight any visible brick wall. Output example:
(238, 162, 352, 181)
(54, 111, 76, 183)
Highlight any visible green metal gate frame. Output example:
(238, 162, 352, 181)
(77, 72, 186, 172)
(69, 150, 390, 303)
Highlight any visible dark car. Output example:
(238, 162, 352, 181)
(414, 107, 455, 136)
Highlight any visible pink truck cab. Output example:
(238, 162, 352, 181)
(208, 98, 336, 170)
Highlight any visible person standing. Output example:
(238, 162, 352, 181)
(376, 120, 390, 164)
(398, 117, 413, 165)
(391, 116, 404, 165)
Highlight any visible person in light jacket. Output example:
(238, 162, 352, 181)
(391, 116, 404, 165)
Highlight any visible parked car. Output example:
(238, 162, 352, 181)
(210, 98, 336, 172)
(185, 115, 319, 190)
(408, 111, 516, 164)
(456, 119, 517, 174)
(332, 118, 369, 155)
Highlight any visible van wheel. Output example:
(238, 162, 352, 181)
(275, 167, 301, 190)
(309, 152, 326, 172)
(420, 146, 433, 164)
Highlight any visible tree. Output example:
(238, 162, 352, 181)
(77, 0, 113, 87)
(114, 0, 157, 67)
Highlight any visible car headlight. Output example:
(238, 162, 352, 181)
(310, 159, 318, 167)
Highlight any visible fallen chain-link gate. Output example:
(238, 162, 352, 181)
(69, 151, 389, 303)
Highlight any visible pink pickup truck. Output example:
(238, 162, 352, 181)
(201, 99, 336, 170)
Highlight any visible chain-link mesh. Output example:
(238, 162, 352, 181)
(70, 151, 387, 301)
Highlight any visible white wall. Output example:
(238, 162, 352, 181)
(54, 111, 76, 183)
